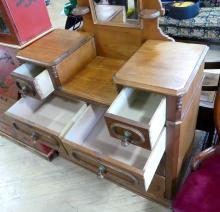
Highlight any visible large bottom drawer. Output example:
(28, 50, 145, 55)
(6, 116, 61, 151)
(62, 105, 166, 194)
(0, 121, 57, 161)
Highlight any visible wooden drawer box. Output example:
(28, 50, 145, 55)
(16, 29, 95, 88)
(5, 95, 87, 152)
(6, 117, 60, 150)
(62, 105, 166, 192)
(0, 120, 57, 161)
(105, 87, 166, 149)
(12, 63, 54, 99)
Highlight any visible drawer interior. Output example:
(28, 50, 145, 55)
(5, 96, 87, 136)
(107, 87, 165, 124)
(105, 87, 166, 149)
(12, 63, 55, 99)
(63, 105, 166, 191)
(13, 63, 45, 78)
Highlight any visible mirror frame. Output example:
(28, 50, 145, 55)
(89, 0, 142, 28)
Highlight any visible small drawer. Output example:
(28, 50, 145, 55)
(105, 87, 166, 150)
(12, 129, 58, 161)
(8, 118, 60, 150)
(5, 95, 88, 151)
(12, 63, 54, 99)
(62, 105, 166, 192)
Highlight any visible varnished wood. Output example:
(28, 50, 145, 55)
(0, 0, 209, 206)
(61, 56, 125, 105)
(192, 146, 219, 170)
(56, 38, 96, 85)
(17, 29, 93, 66)
(165, 68, 204, 198)
(0, 124, 57, 161)
(140, 0, 173, 41)
(78, 0, 172, 60)
(114, 40, 208, 96)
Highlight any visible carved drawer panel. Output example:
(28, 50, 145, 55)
(0, 96, 17, 112)
(0, 120, 57, 161)
(62, 105, 166, 192)
(6, 117, 60, 150)
(5, 95, 88, 151)
(12, 63, 54, 99)
(105, 87, 166, 150)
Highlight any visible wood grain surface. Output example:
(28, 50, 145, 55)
(62, 56, 125, 105)
(114, 40, 208, 96)
(17, 29, 93, 66)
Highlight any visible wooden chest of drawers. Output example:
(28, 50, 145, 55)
(0, 0, 208, 205)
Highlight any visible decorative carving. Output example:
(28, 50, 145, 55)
(176, 95, 183, 111)
(16, 0, 37, 8)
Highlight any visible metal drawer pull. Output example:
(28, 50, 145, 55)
(110, 123, 145, 147)
(71, 150, 138, 185)
(16, 81, 29, 97)
(97, 165, 106, 179)
(12, 122, 19, 130)
(31, 132, 39, 144)
(121, 131, 131, 147)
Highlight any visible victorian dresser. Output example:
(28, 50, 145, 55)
(0, 0, 209, 207)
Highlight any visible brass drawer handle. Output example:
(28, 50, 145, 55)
(97, 165, 106, 179)
(16, 81, 30, 97)
(12, 122, 19, 130)
(31, 132, 40, 144)
(110, 123, 145, 147)
(12, 121, 58, 147)
(71, 150, 138, 185)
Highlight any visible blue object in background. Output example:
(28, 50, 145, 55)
(166, 0, 200, 20)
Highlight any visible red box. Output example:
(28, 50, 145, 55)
(0, 46, 19, 100)
(0, 0, 52, 45)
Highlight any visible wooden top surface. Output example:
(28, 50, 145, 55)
(114, 40, 209, 96)
(62, 56, 125, 105)
(17, 29, 93, 66)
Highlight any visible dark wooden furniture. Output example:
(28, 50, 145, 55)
(196, 62, 220, 147)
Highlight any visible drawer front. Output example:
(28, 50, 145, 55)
(105, 116, 149, 149)
(7, 117, 60, 150)
(63, 141, 165, 197)
(64, 143, 140, 187)
(105, 88, 166, 150)
(0, 96, 17, 112)
(15, 78, 38, 98)
(12, 63, 54, 100)
(0, 121, 16, 137)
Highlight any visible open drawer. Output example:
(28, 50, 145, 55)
(105, 87, 166, 150)
(12, 63, 54, 99)
(5, 95, 87, 151)
(62, 105, 166, 192)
